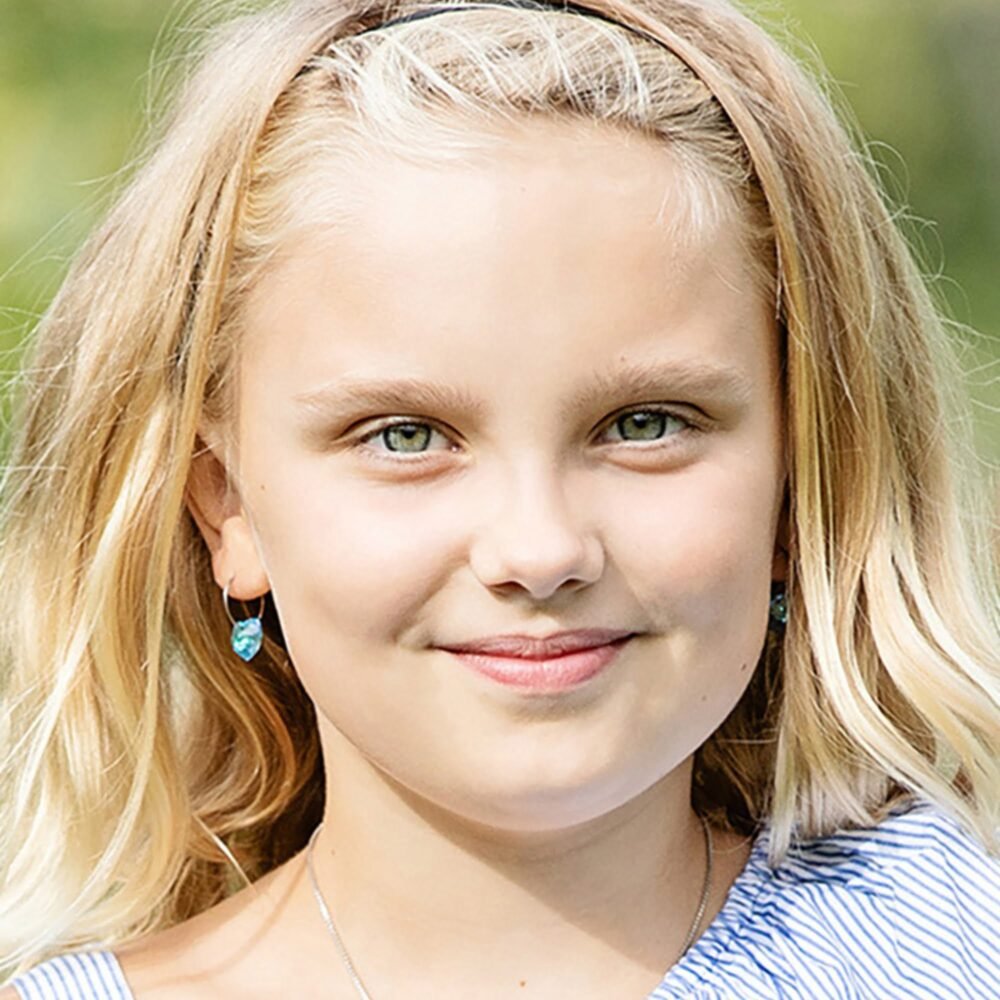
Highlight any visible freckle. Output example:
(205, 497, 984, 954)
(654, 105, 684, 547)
(699, 694, 707, 702)
(519, 982, 526, 988)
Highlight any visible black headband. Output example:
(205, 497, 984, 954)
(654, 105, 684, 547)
(351, 0, 668, 50)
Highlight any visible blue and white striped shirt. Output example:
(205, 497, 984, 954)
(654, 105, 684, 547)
(10, 800, 999, 999)
(9, 952, 129, 1000)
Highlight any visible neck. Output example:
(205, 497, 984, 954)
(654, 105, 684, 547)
(304, 722, 714, 997)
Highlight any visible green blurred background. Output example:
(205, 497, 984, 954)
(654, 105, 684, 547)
(1, 0, 998, 459)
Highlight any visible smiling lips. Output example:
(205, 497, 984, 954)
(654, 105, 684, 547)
(438, 629, 636, 692)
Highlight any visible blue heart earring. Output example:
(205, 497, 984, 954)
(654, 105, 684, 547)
(769, 581, 789, 631)
(223, 581, 266, 662)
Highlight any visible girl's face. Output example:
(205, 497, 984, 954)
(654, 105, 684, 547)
(213, 119, 785, 832)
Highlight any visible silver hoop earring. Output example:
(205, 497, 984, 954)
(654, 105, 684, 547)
(223, 581, 266, 661)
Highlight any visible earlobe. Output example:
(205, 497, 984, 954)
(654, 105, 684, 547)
(772, 490, 791, 582)
(213, 517, 270, 599)
(772, 538, 789, 582)
(185, 437, 270, 599)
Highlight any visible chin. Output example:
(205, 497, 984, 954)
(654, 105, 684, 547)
(412, 752, 677, 834)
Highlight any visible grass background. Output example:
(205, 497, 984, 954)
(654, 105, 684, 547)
(1, 0, 998, 460)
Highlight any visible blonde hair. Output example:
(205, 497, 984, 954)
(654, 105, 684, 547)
(1, 0, 997, 976)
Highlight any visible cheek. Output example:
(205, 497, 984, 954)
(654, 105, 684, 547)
(607, 462, 780, 618)
(246, 468, 467, 643)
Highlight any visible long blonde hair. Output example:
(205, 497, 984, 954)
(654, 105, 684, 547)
(2, 0, 997, 976)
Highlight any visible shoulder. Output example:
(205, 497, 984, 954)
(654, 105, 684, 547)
(787, 802, 998, 948)
(775, 797, 998, 890)
(654, 799, 1000, 999)
(3, 850, 309, 1000)
(4, 952, 132, 1000)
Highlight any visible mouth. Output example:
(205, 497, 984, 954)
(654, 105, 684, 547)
(439, 634, 636, 694)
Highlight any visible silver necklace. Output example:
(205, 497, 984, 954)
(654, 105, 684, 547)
(305, 814, 713, 999)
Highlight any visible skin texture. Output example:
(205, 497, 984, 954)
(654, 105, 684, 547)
(117, 118, 786, 999)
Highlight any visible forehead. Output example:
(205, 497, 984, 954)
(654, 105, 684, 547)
(249, 114, 746, 275)
(239, 117, 774, 404)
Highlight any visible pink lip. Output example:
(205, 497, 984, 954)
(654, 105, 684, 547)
(440, 632, 635, 693)
(439, 628, 634, 658)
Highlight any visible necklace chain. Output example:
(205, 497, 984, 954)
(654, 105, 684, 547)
(306, 814, 713, 999)
(678, 813, 714, 956)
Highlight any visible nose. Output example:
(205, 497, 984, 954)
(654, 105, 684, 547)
(468, 461, 604, 600)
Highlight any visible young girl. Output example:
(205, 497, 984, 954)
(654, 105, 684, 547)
(1, 0, 997, 997)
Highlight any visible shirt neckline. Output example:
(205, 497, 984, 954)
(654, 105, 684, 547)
(649, 821, 775, 992)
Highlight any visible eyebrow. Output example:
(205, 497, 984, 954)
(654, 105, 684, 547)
(294, 359, 753, 424)
(296, 375, 488, 423)
(565, 359, 753, 413)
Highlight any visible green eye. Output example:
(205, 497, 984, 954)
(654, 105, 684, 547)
(612, 410, 687, 442)
(381, 423, 433, 453)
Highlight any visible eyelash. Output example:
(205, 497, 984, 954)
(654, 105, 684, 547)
(351, 406, 700, 464)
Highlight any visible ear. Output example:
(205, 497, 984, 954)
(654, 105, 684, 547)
(186, 434, 269, 600)
(772, 488, 790, 583)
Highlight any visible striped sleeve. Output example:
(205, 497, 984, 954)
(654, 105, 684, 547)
(652, 801, 1000, 999)
(9, 952, 132, 1000)
(879, 810, 999, 997)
